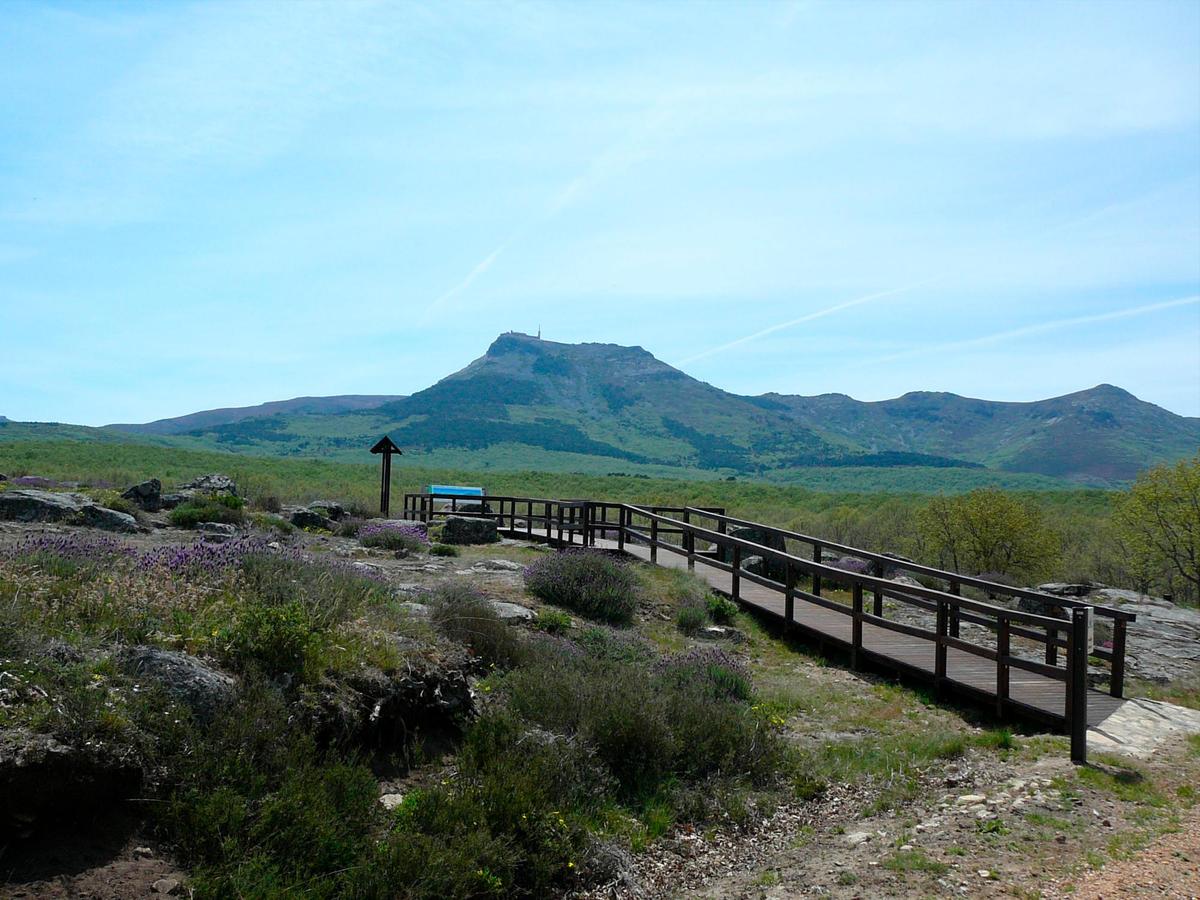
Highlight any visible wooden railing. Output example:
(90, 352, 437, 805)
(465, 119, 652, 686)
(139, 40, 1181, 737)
(401, 492, 1133, 763)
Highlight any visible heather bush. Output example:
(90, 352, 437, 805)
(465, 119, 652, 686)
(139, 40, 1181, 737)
(705, 594, 739, 624)
(358, 521, 429, 553)
(429, 582, 525, 669)
(653, 647, 752, 703)
(429, 543, 459, 557)
(534, 607, 572, 634)
(675, 601, 708, 635)
(169, 494, 245, 529)
(523, 550, 640, 625)
(573, 625, 654, 664)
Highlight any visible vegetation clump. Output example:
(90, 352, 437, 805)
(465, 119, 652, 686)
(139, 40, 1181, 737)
(358, 521, 429, 553)
(523, 549, 640, 625)
(169, 493, 245, 529)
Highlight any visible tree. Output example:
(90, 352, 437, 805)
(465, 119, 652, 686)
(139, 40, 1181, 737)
(1113, 456, 1200, 604)
(916, 488, 1062, 582)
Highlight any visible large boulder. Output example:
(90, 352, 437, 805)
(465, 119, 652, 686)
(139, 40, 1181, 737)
(718, 526, 788, 581)
(0, 489, 137, 532)
(117, 647, 236, 723)
(290, 508, 334, 531)
(441, 515, 499, 545)
(307, 500, 345, 521)
(1, 729, 141, 838)
(161, 474, 239, 510)
(121, 478, 162, 512)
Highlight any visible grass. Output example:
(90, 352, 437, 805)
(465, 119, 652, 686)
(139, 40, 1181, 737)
(882, 848, 949, 874)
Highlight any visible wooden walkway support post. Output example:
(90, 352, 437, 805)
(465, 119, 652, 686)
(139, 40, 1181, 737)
(851, 583, 863, 669)
(1069, 607, 1090, 764)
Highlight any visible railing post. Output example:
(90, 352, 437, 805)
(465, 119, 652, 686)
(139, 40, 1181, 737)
(650, 517, 658, 563)
(996, 617, 1010, 718)
(785, 564, 795, 632)
(935, 598, 948, 696)
(1069, 607, 1090, 765)
(949, 581, 961, 638)
(618, 507, 626, 552)
(812, 543, 822, 596)
(1110, 619, 1127, 698)
(526, 500, 533, 537)
(852, 583, 863, 670)
(1045, 624, 1058, 666)
(872, 560, 884, 617)
(556, 504, 564, 545)
(684, 509, 694, 570)
(731, 545, 741, 601)
(545, 502, 552, 541)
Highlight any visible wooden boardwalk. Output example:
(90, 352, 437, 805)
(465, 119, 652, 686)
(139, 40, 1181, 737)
(403, 491, 1136, 760)
(604, 537, 1125, 729)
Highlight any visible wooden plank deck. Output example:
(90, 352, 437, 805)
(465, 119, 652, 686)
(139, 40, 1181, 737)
(579, 535, 1125, 730)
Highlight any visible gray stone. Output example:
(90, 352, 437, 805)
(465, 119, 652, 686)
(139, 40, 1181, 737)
(197, 522, 238, 541)
(1037, 583, 1095, 597)
(121, 479, 162, 512)
(177, 473, 238, 497)
(159, 493, 188, 510)
(718, 526, 788, 581)
(152, 878, 182, 895)
(441, 515, 499, 545)
(699, 625, 747, 643)
(0, 488, 87, 523)
(307, 500, 345, 521)
(845, 831, 872, 846)
(396, 601, 431, 617)
(0, 729, 141, 838)
(379, 793, 406, 811)
(489, 600, 535, 622)
(0, 489, 136, 532)
(291, 508, 334, 530)
(75, 504, 139, 533)
(472, 558, 524, 572)
(117, 647, 236, 722)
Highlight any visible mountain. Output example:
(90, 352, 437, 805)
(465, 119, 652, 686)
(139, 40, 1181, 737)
(87, 332, 1195, 486)
(763, 384, 1200, 481)
(108, 395, 403, 436)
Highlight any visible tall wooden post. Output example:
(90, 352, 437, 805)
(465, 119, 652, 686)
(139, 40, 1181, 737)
(1069, 607, 1090, 764)
(370, 436, 402, 517)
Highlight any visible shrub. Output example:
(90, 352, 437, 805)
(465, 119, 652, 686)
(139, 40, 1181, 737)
(256, 495, 282, 513)
(534, 608, 572, 634)
(429, 582, 525, 669)
(653, 647, 752, 702)
(358, 521, 429, 553)
(705, 594, 739, 624)
(675, 602, 708, 635)
(523, 550, 640, 625)
(573, 625, 654, 664)
(219, 601, 324, 680)
(170, 494, 245, 529)
(429, 543, 460, 557)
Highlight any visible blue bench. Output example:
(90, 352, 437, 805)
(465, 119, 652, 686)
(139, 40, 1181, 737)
(426, 484, 485, 497)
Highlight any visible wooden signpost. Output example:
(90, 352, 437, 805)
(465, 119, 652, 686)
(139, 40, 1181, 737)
(370, 435, 402, 516)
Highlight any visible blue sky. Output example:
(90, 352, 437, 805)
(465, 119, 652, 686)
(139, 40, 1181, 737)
(2, 0, 1198, 426)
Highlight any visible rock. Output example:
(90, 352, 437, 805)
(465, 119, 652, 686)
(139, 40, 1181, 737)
(396, 601, 430, 617)
(196, 521, 238, 537)
(0, 488, 87, 523)
(117, 647, 236, 722)
(740, 555, 766, 576)
(0, 489, 136, 532)
(133, 846, 154, 859)
(490, 600, 535, 622)
(956, 794, 986, 804)
(177, 473, 238, 497)
(152, 877, 181, 895)
(392, 583, 422, 597)
(0, 729, 141, 838)
(845, 831, 872, 846)
(121, 479, 162, 512)
(291, 508, 334, 531)
(890, 574, 924, 589)
(699, 625, 748, 643)
(0, 473, 7, 481)
(159, 493, 188, 510)
(472, 558, 524, 572)
(307, 500, 345, 521)
(379, 793, 406, 811)
(440, 501, 493, 515)
(1037, 582, 1094, 597)
(75, 504, 139, 533)
(718, 527, 788, 581)
(441, 516, 499, 545)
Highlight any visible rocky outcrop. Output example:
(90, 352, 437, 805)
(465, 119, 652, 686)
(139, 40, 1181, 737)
(121, 479, 162, 512)
(1, 729, 141, 838)
(117, 647, 236, 723)
(160, 473, 239, 509)
(441, 515, 499, 545)
(290, 508, 334, 530)
(307, 500, 345, 521)
(299, 660, 474, 750)
(0, 489, 137, 532)
(718, 526, 788, 581)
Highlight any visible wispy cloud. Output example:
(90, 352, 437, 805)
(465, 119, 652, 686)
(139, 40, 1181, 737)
(861, 295, 1200, 368)
(678, 279, 940, 366)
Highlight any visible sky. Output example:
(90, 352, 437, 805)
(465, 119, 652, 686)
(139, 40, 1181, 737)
(1, 0, 1198, 426)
